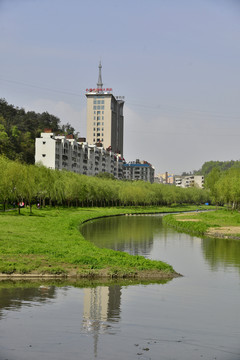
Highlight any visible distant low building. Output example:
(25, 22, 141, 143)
(156, 172, 175, 185)
(123, 159, 155, 183)
(175, 175, 204, 188)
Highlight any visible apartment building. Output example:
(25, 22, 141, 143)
(86, 62, 124, 156)
(34, 64, 158, 183)
(123, 159, 155, 183)
(175, 175, 204, 188)
(35, 131, 123, 179)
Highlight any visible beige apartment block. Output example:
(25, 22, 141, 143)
(86, 62, 124, 156)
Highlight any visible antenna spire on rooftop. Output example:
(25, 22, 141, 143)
(97, 61, 103, 89)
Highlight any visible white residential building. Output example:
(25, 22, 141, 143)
(35, 131, 123, 179)
(175, 175, 204, 188)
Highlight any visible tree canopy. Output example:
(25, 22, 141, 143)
(195, 160, 240, 176)
(0, 98, 78, 164)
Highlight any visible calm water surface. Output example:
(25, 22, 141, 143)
(0, 215, 240, 360)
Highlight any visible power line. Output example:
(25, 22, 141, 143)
(127, 101, 240, 120)
(1, 75, 239, 121)
(0, 77, 81, 97)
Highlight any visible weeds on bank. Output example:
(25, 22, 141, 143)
(0, 205, 213, 276)
(0, 206, 184, 276)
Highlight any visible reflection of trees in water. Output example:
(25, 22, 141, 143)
(0, 284, 56, 318)
(81, 216, 164, 255)
(202, 237, 240, 272)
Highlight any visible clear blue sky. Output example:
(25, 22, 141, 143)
(1, 0, 240, 174)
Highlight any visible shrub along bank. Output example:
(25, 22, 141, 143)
(0, 205, 206, 278)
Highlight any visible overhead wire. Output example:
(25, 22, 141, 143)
(0, 77, 81, 97)
(1, 75, 240, 121)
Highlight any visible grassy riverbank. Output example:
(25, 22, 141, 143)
(163, 208, 240, 239)
(0, 205, 207, 279)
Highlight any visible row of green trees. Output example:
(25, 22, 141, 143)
(0, 156, 210, 212)
(205, 167, 240, 209)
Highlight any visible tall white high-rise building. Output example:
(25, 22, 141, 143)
(86, 62, 124, 156)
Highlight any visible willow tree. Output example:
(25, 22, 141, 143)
(0, 156, 11, 210)
(20, 164, 38, 213)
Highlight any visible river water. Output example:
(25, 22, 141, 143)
(0, 215, 240, 360)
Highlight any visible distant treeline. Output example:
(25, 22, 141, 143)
(205, 167, 240, 209)
(195, 160, 240, 176)
(0, 98, 77, 164)
(0, 156, 210, 212)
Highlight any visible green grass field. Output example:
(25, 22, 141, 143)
(163, 208, 240, 238)
(0, 205, 207, 278)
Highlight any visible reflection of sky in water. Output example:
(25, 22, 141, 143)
(0, 216, 240, 360)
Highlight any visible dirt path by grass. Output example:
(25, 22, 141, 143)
(206, 226, 240, 238)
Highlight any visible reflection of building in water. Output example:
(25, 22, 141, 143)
(107, 286, 121, 319)
(83, 287, 109, 331)
(83, 285, 121, 357)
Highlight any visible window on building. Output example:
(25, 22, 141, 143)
(97, 122, 100, 125)
(93, 122, 96, 125)
(97, 116, 101, 120)
(97, 133, 100, 136)
(93, 138, 95, 142)
(102, 133, 104, 136)
(93, 106, 96, 110)
(101, 106, 104, 110)
(101, 100, 104, 104)
(101, 138, 104, 142)
(102, 122, 104, 125)
(93, 133, 95, 136)
(94, 111, 96, 114)
(97, 106, 100, 110)
(102, 111, 104, 114)
(97, 128, 100, 131)
(94, 116, 96, 120)
(102, 128, 104, 131)
(93, 127, 95, 131)
(97, 138, 100, 142)
(102, 116, 104, 120)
